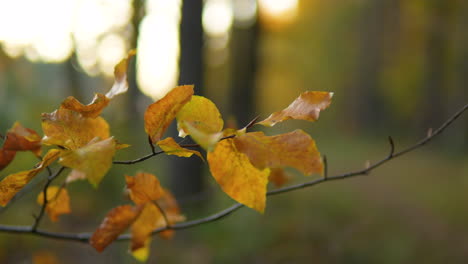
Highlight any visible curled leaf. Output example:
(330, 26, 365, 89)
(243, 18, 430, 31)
(60, 93, 110, 118)
(41, 108, 110, 150)
(180, 121, 222, 152)
(157, 137, 203, 160)
(144, 85, 194, 143)
(176, 95, 224, 137)
(0, 149, 16, 171)
(106, 49, 136, 99)
(208, 138, 270, 213)
(90, 205, 142, 252)
(125, 172, 164, 205)
(234, 130, 323, 175)
(3, 122, 42, 155)
(59, 137, 116, 187)
(0, 149, 61, 206)
(258, 91, 333, 127)
(37, 186, 71, 222)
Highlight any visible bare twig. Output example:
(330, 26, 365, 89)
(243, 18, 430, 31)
(323, 155, 328, 179)
(148, 135, 156, 154)
(0, 103, 465, 245)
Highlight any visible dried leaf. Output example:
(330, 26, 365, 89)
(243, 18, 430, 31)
(106, 49, 136, 99)
(3, 122, 42, 155)
(90, 205, 142, 252)
(59, 137, 116, 187)
(0, 149, 61, 206)
(268, 168, 292, 187)
(125, 172, 164, 205)
(37, 186, 71, 222)
(60, 93, 110, 118)
(208, 138, 270, 213)
(258, 91, 333, 127)
(157, 137, 203, 160)
(0, 148, 16, 171)
(176, 95, 224, 137)
(144, 85, 194, 143)
(234, 130, 323, 175)
(41, 108, 110, 150)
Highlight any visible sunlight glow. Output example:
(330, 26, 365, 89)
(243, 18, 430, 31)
(203, 0, 233, 37)
(258, 0, 298, 23)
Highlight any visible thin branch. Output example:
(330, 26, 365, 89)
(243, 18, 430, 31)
(0, 103, 465, 245)
(323, 155, 328, 179)
(113, 150, 165, 164)
(148, 135, 156, 154)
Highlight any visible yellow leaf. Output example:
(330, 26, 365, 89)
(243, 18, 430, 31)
(125, 172, 164, 205)
(60, 137, 116, 187)
(60, 93, 110, 118)
(156, 137, 203, 160)
(131, 203, 163, 251)
(176, 95, 223, 137)
(0, 149, 61, 206)
(179, 121, 223, 151)
(37, 185, 71, 222)
(208, 138, 270, 213)
(258, 91, 333, 127)
(131, 238, 151, 262)
(234, 130, 323, 175)
(90, 205, 142, 252)
(41, 108, 110, 150)
(3, 122, 42, 156)
(106, 49, 136, 99)
(144, 85, 194, 143)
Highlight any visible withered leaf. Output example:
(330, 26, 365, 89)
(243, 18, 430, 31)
(106, 49, 136, 99)
(37, 185, 71, 222)
(0, 148, 16, 171)
(268, 168, 293, 187)
(258, 91, 333, 127)
(234, 130, 323, 175)
(125, 172, 164, 205)
(3, 122, 42, 156)
(60, 93, 110, 118)
(156, 137, 203, 160)
(208, 138, 270, 213)
(176, 95, 224, 137)
(144, 85, 194, 143)
(90, 205, 142, 252)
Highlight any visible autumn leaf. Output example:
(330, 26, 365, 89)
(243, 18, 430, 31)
(208, 138, 270, 213)
(176, 95, 224, 137)
(3, 122, 42, 156)
(131, 238, 151, 262)
(258, 91, 333, 127)
(131, 203, 163, 251)
(41, 108, 110, 150)
(60, 93, 110, 118)
(90, 205, 142, 252)
(268, 168, 293, 187)
(33, 251, 60, 264)
(234, 130, 323, 175)
(156, 137, 203, 160)
(106, 49, 136, 99)
(37, 185, 71, 222)
(179, 121, 223, 151)
(125, 172, 164, 205)
(144, 85, 194, 143)
(0, 149, 16, 171)
(59, 137, 116, 187)
(156, 189, 185, 239)
(0, 149, 61, 206)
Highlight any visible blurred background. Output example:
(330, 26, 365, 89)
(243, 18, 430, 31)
(0, 0, 467, 263)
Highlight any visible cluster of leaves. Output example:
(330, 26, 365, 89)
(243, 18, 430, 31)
(0, 50, 333, 261)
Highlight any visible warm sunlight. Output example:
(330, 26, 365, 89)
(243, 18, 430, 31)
(258, 0, 298, 25)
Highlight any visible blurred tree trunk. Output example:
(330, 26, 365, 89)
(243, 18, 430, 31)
(229, 16, 260, 126)
(170, 0, 204, 199)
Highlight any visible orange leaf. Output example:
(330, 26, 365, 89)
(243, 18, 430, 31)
(3, 122, 42, 156)
(268, 168, 293, 187)
(90, 205, 142, 252)
(258, 91, 333, 127)
(60, 93, 110, 118)
(41, 108, 110, 150)
(207, 138, 270, 213)
(125, 172, 164, 205)
(234, 130, 323, 175)
(0, 148, 16, 171)
(144, 85, 194, 143)
(0, 149, 61, 206)
(59, 137, 116, 187)
(106, 49, 136, 99)
(156, 137, 203, 160)
(37, 186, 71, 222)
(176, 95, 224, 137)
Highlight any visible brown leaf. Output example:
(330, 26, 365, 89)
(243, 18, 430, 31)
(125, 172, 164, 205)
(208, 138, 270, 213)
(258, 91, 333, 127)
(0, 148, 16, 171)
(268, 168, 293, 187)
(156, 137, 203, 160)
(37, 185, 71, 222)
(60, 137, 116, 187)
(234, 130, 323, 175)
(0, 149, 61, 206)
(90, 205, 142, 252)
(3, 122, 42, 155)
(41, 107, 110, 150)
(144, 85, 194, 143)
(60, 93, 110, 118)
(176, 95, 224, 137)
(106, 49, 136, 99)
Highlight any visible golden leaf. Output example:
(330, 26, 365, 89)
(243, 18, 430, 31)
(157, 137, 203, 160)
(37, 185, 71, 222)
(125, 172, 164, 205)
(176, 95, 224, 137)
